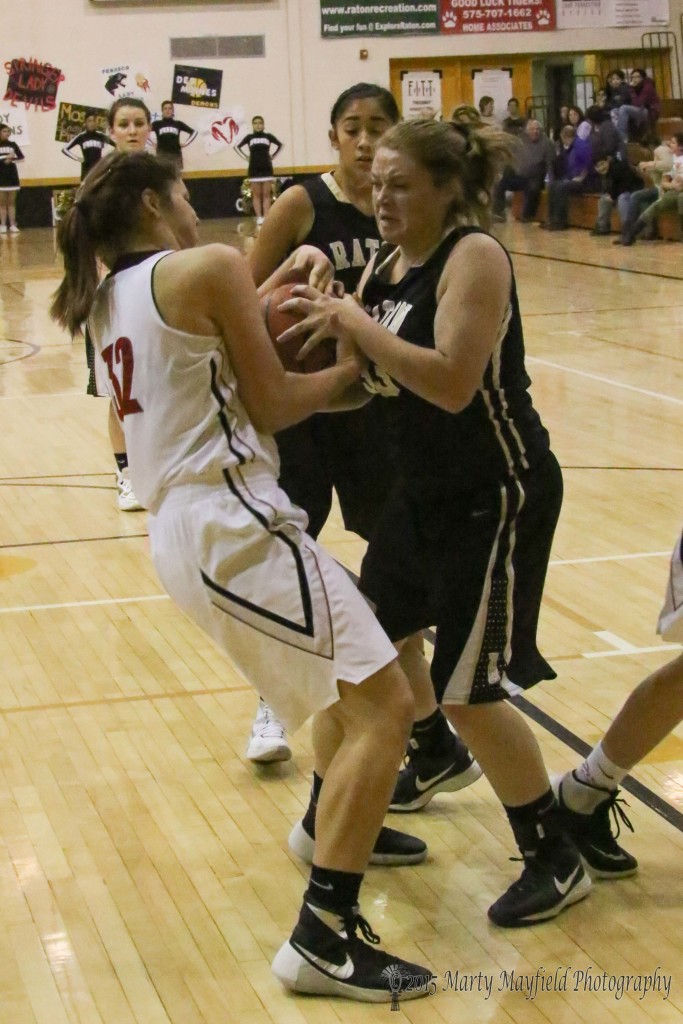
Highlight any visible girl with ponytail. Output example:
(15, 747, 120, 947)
(278, 117, 590, 930)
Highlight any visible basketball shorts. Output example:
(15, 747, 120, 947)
(360, 450, 563, 705)
(148, 473, 397, 733)
(657, 526, 683, 642)
(276, 398, 395, 541)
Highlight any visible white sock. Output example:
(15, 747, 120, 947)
(562, 742, 627, 812)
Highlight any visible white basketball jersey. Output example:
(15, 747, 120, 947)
(88, 251, 279, 511)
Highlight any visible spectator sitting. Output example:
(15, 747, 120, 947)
(616, 68, 661, 142)
(595, 88, 609, 111)
(615, 136, 676, 244)
(552, 104, 570, 141)
(502, 97, 527, 135)
(585, 104, 622, 163)
(568, 104, 591, 141)
(492, 118, 555, 223)
(623, 131, 683, 244)
(604, 69, 631, 112)
(590, 153, 643, 235)
(543, 125, 595, 230)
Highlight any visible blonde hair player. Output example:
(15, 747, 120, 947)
(277, 117, 592, 928)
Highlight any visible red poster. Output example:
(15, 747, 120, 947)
(440, 0, 555, 33)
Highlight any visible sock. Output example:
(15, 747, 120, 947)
(114, 452, 128, 473)
(504, 789, 556, 855)
(301, 772, 323, 837)
(409, 708, 454, 760)
(305, 864, 363, 917)
(560, 743, 626, 813)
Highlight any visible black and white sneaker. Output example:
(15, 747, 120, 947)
(554, 772, 638, 879)
(288, 818, 427, 866)
(389, 737, 482, 812)
(488, 835, 592, 928)
(272, 902, 436, 1002)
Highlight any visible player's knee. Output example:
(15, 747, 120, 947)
(368, 661, 414, 742)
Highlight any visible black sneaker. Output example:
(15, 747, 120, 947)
(488, 836, 591, 928)
(272, 902, 436, 1002)
(555, 772, 638, 879)
(388, 737, 482, 813)
(288, 818, 427, 866)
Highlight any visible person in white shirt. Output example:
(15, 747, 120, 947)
(49, 149, 434, 1004)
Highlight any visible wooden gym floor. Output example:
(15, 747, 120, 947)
(0, 218, 681, 1024)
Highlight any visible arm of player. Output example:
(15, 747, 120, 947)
(234, 137, 250, 162)
(155, 245, 364, 434)
(257, 246, 336, 298)
(62, 135, 83, 162)
(180, 124, 198, 147)
(249, 184, 315, 286)
(278, 234, 511, 414)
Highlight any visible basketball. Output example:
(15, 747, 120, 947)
(260, 283, 336, 374)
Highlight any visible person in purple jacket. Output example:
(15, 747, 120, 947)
(616, 68, 661, 142)
(543, 125, 596, 230)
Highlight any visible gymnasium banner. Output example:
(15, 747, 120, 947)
(198, 107, 246, 154)
(439, 0, 555, 33)
(3, 57, 64, 111)
(101, 64, 152, 99)
(55, 102, 108, 144)
(0, 103, 30, 146)
(172, 65, 222, 109)
(557, 0, 667, 26)
(320, 1, 439, 36)
(401, 71, 443, 119)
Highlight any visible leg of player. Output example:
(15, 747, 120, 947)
(388, 634, 482, 812)
(109, 401, 143, 512)
(245, 697, 292, 763)
(0, 193, 8, 233)
(262, 179, 274, 220)
(252, 181, 265, 225)
(555, 651, 683, 879)
(445, 700, 591, 927)
(7, 192, 19, 232)
(274, 661, 436, 1001)
(289, 700, 429, 867)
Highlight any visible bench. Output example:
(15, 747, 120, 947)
(509, 190, 681, 239)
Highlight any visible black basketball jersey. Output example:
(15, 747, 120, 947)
(361, 226, 550, 496)
(240, 131, 280, 178)
(64, 131, 112, 176)
(300, 173, 380, 295)
(0, 140, 23, 188)
(151, 118, 193, 155)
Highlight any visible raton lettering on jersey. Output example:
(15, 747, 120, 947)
(300, 173, 381, 294)
(360, 296, 410, 398)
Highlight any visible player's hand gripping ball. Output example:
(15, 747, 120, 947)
(260, 283, 336, 373)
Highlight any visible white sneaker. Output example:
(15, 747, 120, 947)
(256, 216, 264, 226)
(246, 700, 291, 763)
(115, 467, 144, 511)
(8, 225, 19, 234)
(0, 225, 7, 235)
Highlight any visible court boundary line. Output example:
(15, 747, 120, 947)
(526, 356, 683, 406)
(508, 246, 683, 282)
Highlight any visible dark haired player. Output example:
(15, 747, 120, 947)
(62, 111, 114, 180)
(151, 102, 197, 168)
(235, 116, 283, 225)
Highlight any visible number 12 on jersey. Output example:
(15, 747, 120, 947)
(101, 336, 144, 419)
